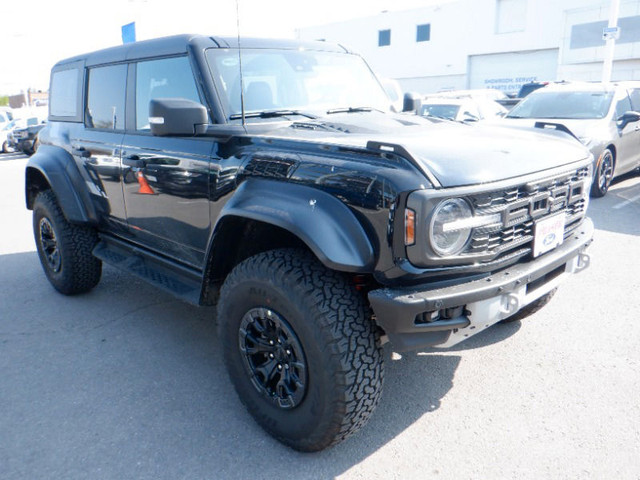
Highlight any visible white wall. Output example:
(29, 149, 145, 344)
(297, 0, 640, 94)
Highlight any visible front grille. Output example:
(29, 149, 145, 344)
(464, 165, 589, 260)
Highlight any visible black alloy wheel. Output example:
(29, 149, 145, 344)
(239, 307, 307, 409)
(38, 217, 61, 273)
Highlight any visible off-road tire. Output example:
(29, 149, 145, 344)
(501, 288, 557, 323)
(33, 190, 102, 295)
(218, 248, 384, 452)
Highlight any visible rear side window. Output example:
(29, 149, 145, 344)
(49, 64, 82, 121)
(135, 56, 201, 131)
(86, 64, 127, 130)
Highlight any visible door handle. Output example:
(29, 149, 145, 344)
(72, 147, 91, 158)
(122, 155, 146, 168)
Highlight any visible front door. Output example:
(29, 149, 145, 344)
(121, 55, 213, 268)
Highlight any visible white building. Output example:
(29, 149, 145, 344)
(296, 0, 640, 95)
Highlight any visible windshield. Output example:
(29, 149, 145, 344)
(205, 48, 391, 121)
(507, 90, 614, 119)
(421, 104, 460, 120)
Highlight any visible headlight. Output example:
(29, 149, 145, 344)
(429, 198, 473, 256)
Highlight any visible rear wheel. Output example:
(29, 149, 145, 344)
(218, 248, 384, 452)
(33, 190, 102, 295)
(590, 148, 614, 197)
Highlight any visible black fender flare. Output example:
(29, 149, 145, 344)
(215, 178, 375, 272)
(25, 145, 97, 224)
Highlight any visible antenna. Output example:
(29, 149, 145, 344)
(236, 0, 246, 128)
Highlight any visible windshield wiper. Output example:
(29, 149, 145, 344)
(326, 106, 383, 115)
(229, 109, 318, 121)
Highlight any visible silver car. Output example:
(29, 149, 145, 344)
(504, 81, 640, 197)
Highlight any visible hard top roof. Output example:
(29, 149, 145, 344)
(53, 34, 350, 69)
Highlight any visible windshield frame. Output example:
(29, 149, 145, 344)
(205, 47, 391, 124)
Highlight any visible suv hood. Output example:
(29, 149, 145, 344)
(256, 112, 592, 188)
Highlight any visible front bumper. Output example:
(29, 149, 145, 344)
(368, 217, 594, 351)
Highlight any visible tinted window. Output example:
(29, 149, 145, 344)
(615, 94, 632, 119)
(135, 56, 201, 131)
(50, 68, 80, 117)
(417, 24, 431, 42)
(378, 29, 391, 47)
(86, 64, 127, 130)
(421, 104, 461, 120)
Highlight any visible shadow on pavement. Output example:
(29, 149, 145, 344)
(588, 170, 640, 237)
(0, 250, 524, 479)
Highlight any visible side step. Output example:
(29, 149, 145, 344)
(93, 235, 203, 305)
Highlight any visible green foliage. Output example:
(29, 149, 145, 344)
(0, 96, 9, 107)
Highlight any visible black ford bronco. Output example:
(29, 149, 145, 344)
(27, 35, 593, 451)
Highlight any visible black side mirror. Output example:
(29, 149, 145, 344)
(403, 92, 422, 113)
(149, 98, 208, 136)
(617, 110, 640, 130)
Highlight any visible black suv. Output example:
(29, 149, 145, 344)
(27, 35, 594, 452)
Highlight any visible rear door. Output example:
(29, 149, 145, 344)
(71, 63, 127, 229)
(121, 56, 213, 268)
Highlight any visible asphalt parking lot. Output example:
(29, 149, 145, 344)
(1, 151, 639, 480)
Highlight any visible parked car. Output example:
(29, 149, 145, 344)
(9, 122, 45, 155)
(1, 119, 21, 152)
(28, 34, 593, 452)
(496, 81, 550, 109)
(0, 108, 13, 128)
(503, 81, 640, 196)
(420, 95, 508, 122)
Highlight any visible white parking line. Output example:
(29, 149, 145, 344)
(613, 192, 640, 209)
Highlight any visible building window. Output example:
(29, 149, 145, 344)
(417, 24, 431, 42)
(496, 0, 527, 34)
(378, 29, 391, 47)
(570, 16, 640, 49)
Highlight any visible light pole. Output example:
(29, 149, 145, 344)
(602, 0, 621, 83)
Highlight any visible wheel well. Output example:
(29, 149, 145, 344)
(25, 167, 51, 210)
(201, 217, 309, 305)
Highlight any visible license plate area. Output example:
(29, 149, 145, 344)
(533, 213, 565, 257)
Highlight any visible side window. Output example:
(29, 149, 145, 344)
(86, 64, 127, 130)
(629, 89, 640, 111)
(50, 68, 81, 119)
(135, 56, 201, 131)
(615, 93, 632, 119)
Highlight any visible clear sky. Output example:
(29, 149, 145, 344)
(0, 0, 438, 95)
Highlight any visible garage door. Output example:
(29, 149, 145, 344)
(468, 49, 558, 95)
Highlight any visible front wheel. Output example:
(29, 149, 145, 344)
(591, 148, 614, 197)
(218, 249, 384, 452)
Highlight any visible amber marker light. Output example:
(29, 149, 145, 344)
(405, 208, 416, 245)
